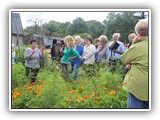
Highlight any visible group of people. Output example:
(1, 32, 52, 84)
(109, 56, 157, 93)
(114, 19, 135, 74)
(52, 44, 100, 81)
(12, 19, 149, 109)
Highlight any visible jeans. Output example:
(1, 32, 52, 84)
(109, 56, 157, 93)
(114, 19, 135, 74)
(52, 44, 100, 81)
(72, 63, 81, 81)
(127, 92, 149, 109)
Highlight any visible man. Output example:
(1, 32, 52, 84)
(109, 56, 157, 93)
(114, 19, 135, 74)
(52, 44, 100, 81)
(108, 33, 125, 60)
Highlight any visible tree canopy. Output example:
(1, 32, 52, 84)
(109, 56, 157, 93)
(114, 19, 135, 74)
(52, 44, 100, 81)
(23, 11, 147, 43)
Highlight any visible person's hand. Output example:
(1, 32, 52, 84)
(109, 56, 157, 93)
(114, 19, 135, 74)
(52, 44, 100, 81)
(113, 49, 118, 53)
(68, 57, 73, 61)
(32, 49, 35, 54)
(97, 45, 103, 52)
(125, 64, 131, 70)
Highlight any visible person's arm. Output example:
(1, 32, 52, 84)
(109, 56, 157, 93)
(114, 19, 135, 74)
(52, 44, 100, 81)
(113, 43, 125, 54)
(120, 46, 137, 65)
(71, 47, 80, 58)
(25, 49, 35, 59)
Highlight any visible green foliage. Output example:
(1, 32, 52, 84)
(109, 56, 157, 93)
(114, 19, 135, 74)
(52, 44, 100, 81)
(71, 17, 87, 34)
(86, 20, 104, 39)
(103, 12, 139, 43)
(12, 62, 26, 88)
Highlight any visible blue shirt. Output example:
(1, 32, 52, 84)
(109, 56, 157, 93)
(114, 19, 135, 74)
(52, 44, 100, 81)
(108, 41, 126, 59)
(96, 46, 110, 63)
(70, 45, 84, 65)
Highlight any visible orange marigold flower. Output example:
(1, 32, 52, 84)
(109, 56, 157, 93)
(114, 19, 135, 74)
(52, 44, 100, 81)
(75, 100, 80, 102)
(94, 97, 100, 101)
(72, 81, 77, 84)
(116, 86, 121, 89)
(35, 90, 39, 95)
(38, 80, 43, 83)
(16, 92, 21, 96)
(78, 86, 84, 90)
(66, 82, 69, 85)
(13, 91, 18, 96)
(37, 86, 42, 91)
(93, 100, 99, 104)
(30, 82, 36, 85)
(97, 84, 100, 88)
(104, 87, 107, 90)
(84, 96, 89, 100)
(79, 97, 84, 101)
(12, 95, 16, 100)
(108, 90, 116, 95)
(82, 91, 87, 94)
(66, 98, 72, 102)
(75, 95, 79, 98)
(28, 87, 32, 90)
(14, 87, 18, 91)
(36, 93, 41, 98)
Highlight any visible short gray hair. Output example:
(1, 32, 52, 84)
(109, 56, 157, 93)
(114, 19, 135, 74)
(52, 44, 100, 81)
(74, 36, 81, 41)
(135, 19, 148, 36)
(99, 35, 108, 43)
(113, 33, 121, 38)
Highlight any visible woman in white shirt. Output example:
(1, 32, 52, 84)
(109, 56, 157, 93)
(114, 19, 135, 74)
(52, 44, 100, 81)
(82, 36, 96, 64)
(81, 36, 96, 77)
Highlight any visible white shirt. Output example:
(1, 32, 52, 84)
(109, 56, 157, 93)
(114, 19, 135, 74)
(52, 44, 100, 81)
(82, 44, 96, 64)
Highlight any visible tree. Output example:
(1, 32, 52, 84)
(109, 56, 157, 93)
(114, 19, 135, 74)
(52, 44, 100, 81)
(27, 12, 45, 46)
(59, 22, 72, 37)
(71, 17, 87, 34)
(103, 12, 139, 43)
(86, 20, 104, 39)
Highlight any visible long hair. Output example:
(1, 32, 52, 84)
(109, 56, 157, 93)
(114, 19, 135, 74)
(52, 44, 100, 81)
(64, 35, 75, 50)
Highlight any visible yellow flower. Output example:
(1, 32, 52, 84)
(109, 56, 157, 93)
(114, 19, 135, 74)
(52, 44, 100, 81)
(66, 98, 72, 102)
(116, 86, 121, 89)
(38, 80, 43, 83)
(12, 95, 16, 100)
(35, 90, 39, 95)
(75, 95, 79, 98)
(72, 81, 77, 84)
(79, 97, 84, 101)
(108, 90, 116, 95)
(78, 86, 84, 90)
(103, 87, 107, 90)
(82, 91, 87, 94)
(75, 100, 80, 102)
(14, 87, 18, 91)
(94, 97, 100, 101)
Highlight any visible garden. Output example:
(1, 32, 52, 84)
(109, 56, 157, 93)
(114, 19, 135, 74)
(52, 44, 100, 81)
(11, 46, 128, 109)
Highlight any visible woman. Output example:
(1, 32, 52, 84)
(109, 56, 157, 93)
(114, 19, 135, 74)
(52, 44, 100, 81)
(61, 35, 80, 79)
(120, 19, 149, 108)
(81, 36, 96, 77)
(95, 35, 110, 66)
(24, 40, 43, 84)
(82, 36, 96, 64)
(70, 36, 84, 81)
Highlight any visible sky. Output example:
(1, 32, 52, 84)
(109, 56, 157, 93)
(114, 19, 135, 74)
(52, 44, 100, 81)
(14, 11, 110, 29)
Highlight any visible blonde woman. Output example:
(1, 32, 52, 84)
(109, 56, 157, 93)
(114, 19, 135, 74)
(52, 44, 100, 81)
(120, 19, 149, 108)
(96, 35, 110, 66)
(61, 35, 80, 79)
